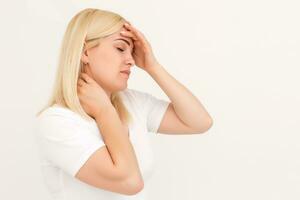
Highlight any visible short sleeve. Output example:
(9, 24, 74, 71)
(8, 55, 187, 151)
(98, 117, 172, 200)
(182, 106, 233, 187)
(127, 89, 170, 133)
(35, 113, 106, 177)
(145, 93, 170, 133)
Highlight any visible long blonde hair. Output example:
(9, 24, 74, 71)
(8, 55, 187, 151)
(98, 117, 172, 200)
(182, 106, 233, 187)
(36, 8, 132, 125)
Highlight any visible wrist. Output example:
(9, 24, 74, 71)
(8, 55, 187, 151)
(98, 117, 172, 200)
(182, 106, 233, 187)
(146, 62, 162, 74)
(94, 105, 115, 122)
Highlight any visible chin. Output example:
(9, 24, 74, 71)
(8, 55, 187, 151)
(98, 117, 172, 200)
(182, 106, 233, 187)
(118, 83, 128, 91)
(111, 82, 128, 93)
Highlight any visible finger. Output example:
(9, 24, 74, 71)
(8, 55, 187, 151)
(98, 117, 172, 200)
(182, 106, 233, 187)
(80, 73, 92, 83)
(123, 24, 146, 44)
(120, 31, 138, 40)
(77, 78, 85, 86)
(124, 23, 142, 37)
(124, 21, 132, 26)
(77, 84, 81, 94)
(78, 75, 87, 84)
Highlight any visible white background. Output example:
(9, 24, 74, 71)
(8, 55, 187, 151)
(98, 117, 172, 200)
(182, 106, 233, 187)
(0, 0, 299, 199)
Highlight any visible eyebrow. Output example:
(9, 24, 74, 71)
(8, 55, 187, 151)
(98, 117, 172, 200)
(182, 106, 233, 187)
(114, 38, 134, 53)
(114, 38, 132, 47)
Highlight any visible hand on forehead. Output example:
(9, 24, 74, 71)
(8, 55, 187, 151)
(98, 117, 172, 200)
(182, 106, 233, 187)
(110, 28, 134, 50)
(119, 27, 134, 45)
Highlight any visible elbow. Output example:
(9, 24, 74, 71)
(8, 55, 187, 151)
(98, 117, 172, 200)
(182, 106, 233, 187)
(115, 165, 144, 195)
(196, 117, 214, 134)
(205, 118, 213, 132)
(123, 174, 144, 195)
(129, 179, 144, 195)
(203, 117, 213, 133)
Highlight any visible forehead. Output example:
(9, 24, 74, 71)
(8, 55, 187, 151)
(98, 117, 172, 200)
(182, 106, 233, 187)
(108, 28, 134, 47)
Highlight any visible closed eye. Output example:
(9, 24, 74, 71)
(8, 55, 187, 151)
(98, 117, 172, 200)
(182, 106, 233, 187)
(116, 47, 125, 52)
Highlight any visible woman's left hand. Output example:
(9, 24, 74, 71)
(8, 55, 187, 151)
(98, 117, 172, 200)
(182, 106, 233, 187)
(120, 22, 159, 72)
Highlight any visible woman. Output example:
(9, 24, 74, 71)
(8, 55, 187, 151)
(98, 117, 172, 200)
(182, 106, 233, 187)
(35, 8, 213, 200)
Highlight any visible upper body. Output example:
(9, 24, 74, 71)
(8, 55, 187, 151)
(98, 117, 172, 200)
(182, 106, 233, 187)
(35, 8, 212, 200)
(34, 88, 170, 200)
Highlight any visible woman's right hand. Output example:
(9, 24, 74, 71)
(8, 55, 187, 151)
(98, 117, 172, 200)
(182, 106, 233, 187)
(77, 72, 112, 119)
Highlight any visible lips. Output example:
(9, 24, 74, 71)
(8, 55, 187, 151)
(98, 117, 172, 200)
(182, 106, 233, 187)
(120, 70, 131, 75)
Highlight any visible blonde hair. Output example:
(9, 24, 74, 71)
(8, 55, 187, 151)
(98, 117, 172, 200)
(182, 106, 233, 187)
(36, 8, 132, 125)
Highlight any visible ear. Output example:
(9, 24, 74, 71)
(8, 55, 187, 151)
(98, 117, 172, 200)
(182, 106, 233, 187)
(81, 42, 89, 64)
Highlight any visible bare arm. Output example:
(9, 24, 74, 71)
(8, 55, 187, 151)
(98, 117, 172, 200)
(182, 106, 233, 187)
(94, 106, 143, 185)
(147, 63, 213, 133)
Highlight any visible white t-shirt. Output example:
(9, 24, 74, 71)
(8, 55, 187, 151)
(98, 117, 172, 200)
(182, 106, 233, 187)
(34, 88, 170, 200)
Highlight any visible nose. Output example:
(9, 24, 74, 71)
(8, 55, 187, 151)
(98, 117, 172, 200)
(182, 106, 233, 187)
(125, 54, 135, 67)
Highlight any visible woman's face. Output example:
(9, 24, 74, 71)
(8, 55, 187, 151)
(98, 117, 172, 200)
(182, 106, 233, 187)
(81, 26, 135, 97)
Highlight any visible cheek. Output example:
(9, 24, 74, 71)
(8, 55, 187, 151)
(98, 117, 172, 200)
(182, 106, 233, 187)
(89, 50, 121, 79)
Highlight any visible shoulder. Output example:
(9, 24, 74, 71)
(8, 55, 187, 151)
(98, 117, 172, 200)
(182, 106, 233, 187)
(37, 104, 81, 121)
(120, 88, 151, 102)
(119, 88, 153, 111)
(35, 104, 97, 140)
(118, 88, 158, 122)
(35, 104, 93, 131)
